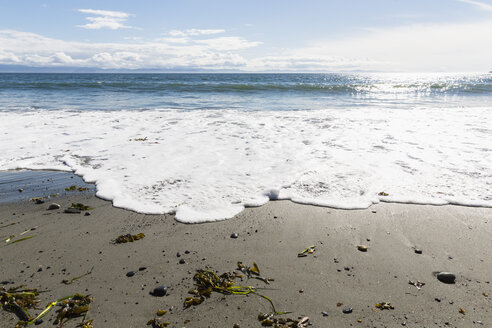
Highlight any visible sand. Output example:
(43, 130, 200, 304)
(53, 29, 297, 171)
(0, 181, 491, 327)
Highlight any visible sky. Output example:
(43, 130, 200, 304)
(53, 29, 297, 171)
(0, 0, 491, 72)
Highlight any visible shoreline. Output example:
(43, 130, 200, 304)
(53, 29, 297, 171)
(0, 173, 490, 327)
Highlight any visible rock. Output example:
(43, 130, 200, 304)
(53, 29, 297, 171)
(126, 271, 136, 277)
(414, 248, 422, 254)
(179, 259, 186, 264)
(35, 199, 45, 204)
(342, 307, 353, 314)
(435, 297, 441, 302)
(357, 245, 368, 252)
(185, 250, 190, 254)
(176, 252, 181, 257)
(437, 272, 456, 284)
(84, 212, 91, 216)
(47, 203, 61, 210)
(18, 189, 23, 192)
(64, 208, 81, 214)
(138, 266, 147, 271)
(230, 233, 239, 239)
(151, 285, 167, 297)
(321, 311, 328, 317)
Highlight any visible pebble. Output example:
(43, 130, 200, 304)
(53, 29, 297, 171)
(176, 252, 181, 257)
(357, 245, 368, 252)
(230, 233, 239, 239)
(126, 271, 136, 277)
(185, 250, 190, 254)
(18, 189, 23, 192)
(151, 285, 167, 297)
(84, 212, 91, 216)
(414, 248, 423, 254)
(321, 311, 328, 317)
(179, 259, 186, 264)
(437, 272, 456, 284)
(138, 266, 147, 271)
(35, 199, 45, 204)
(47, 203, 61, 210)
(435, 297, 441, 302)
(64, 208, 81, 214)
(342, 307, 353, 314)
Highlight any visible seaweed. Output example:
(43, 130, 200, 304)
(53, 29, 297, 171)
(375, 302, 394, 310)
(184, 262, 287, 315)
(115, 233, 145, 244)
(1, 287, 93, 328)
(62, 267, 94, 285)
(257, 313, 309, 327)
(6, 236, 34, 246)
(297, 245, 315, 257)
(0, 222, 16, 229)
(70, 203, 93, 211)
(65, 186, 90, 192)
(378, 192, 389, 196)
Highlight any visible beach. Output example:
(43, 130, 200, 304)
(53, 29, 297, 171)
(1, 173, 490, 327)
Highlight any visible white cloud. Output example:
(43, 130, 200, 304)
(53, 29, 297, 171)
(195, 37, 262, 51)
(169, 29, 225, 37)
(0, 29, 255, 70)
(457, 0, 492, 10)
(77, 9, 133, 30)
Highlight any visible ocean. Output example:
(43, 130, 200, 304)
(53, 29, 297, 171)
(0, 73, 491, 222)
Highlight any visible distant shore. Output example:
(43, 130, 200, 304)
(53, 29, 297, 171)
(1, 171, 490, 327)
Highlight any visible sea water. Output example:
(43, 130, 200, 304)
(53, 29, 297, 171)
(0, 73, 490, 222)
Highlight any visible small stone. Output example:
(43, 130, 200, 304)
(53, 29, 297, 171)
(18, 188, 23, 192)
(64, 208, 81, 214)
(151, 285, 167, 297)
(233, 324, 240, 328)
(437, 272, 456, 284)
(230, 233, 238, 239)
(126, 271, 136, 277)
(35, 199, 45, 204)
(138, 266, 147, 271)
(435, 297, 441, 302)
(321, 311, 328, 317)
(47, 203, 61, 210)
(342, 307, 353, 314)
(344, 267, 350, 271)
(176, 252, 181, 257)
(179, 259, 186, 264)
(185, 250, 190, 254)
(414, 249, 423, 254)
(84, 212, 91, 216)
(357, 245, 368, 252)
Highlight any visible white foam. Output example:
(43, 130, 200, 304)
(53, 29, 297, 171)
(1, 106, 491, 222)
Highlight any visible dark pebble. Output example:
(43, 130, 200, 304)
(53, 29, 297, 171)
(342, 307, 353, 314)
(84, 212, 91, 216)
(344, 266, 350, 271)
(230, 233, 238, 238)
(0, 280, 10, 285)
(321, 311, 328, 317)
(435, 297, 441, 302)
(414, 249, 422, 254)
(35, 199, 45, 204)
(138, 266, 147, 271)
(176, 252, 181, 257)
(18, 189, 23, 192)
(179, 259, 186, 264)
(437, 272, 456, 284)
(64, 208, 81, 214)
(185, 250, 190, 254)
(151, 285, 167, 297)
(126, 271, 136, 277)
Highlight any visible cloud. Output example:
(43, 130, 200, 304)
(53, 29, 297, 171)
(457, 0, 492, 11)
(195, 37, 262, 51)
(0, 29, 254, 70)
(169, 29, 225, 37)
(77, 9, 133, 30)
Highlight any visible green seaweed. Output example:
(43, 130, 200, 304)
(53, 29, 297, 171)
(115, 233, 145, 244)
(5, 236, 34, 246)
(70, 203, 93, 211)
(62, 267, 94, 285)
(184, 262, 288, 315)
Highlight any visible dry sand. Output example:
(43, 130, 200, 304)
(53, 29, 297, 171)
(1, 187, 491, 327)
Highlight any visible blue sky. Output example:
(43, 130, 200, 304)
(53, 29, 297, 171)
(0, 0, 491, 72)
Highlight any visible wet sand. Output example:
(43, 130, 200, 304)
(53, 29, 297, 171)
(0, 174, 491, 327)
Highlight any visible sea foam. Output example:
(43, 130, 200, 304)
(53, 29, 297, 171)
(1, 106, 490, 222)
